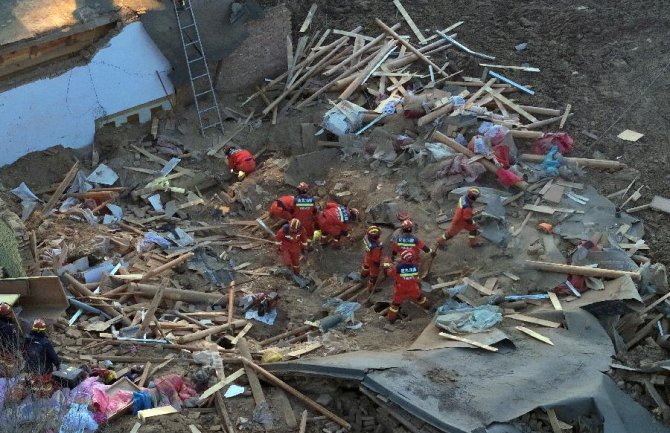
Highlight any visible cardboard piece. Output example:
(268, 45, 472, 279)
(617, 129, 644, 142)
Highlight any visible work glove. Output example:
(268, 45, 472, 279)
(237, 170, 246, 180)
(429, 248, 437, 258)
(312, 230, 322, 242)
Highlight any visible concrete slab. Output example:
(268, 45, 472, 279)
(268, 310, 669, 433)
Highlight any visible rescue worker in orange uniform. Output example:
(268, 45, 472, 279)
(382, 250, 430, 323)
(0, 303, 19, 376)
(270, 195, 295, 221)
(391, 219, 434, 263)
(316, 202, 359, 248)
(223, 145, 256, 179)
(437, 187, 482, 248)
(275, 218, 309, 275)
(292, 182, 318, 237)
(361, 226, 384, 292)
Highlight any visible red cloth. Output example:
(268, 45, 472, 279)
(496, 168, 522, 187)
(270, 195, 294, 220)
(391, 233, 427, 263)
(447, 195, 477, 237)
(227, 149, 256, 174)
(532, 132, 575, 155)
(493, 144, 511, 168)
(275, 225, 308, 267)
(292, 194, 317, 236)
(154, 374, 198, 404)
(385, 262, 422, 305)
(362, 236, 383, 278)
(317, 202, 350, 238)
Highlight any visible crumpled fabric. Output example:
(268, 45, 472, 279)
(154, 374, 198, 406)
(435, 305, 503, 334)
(542, 145, 561, 176)
(532, 132, 574, 155)
(72, 377, 109, 415)
(493, 144, 511, 168)
(496, 168, 522, 187)
(435, 155, 487, 182)
(58, 402, 98, 433)
(132, 390, 153, 415)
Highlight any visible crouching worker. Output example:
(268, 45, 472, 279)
(23, 319, 60, 397)
(316, 202, 359, 248)
(382, 250, 430, 323)
(223, 144, 256, 180)
(0, 303, 20, 376)
(361, 226, 383, 292)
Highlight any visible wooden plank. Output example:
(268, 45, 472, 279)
(642, 292, 670, 314)
(287, 342, 323, 358)
(135, 279, 167, 337)
(438, 332, 498, 352)
(484, 86, 538, 123)
(332, 29, 374, 42)
(479, 63, 540, 72)
(503, 271, 520, 281)
(228, 322, 254, 345)
(274, 388, 299, 428)
(548, 292, 563, 311)
(189, 426, 203, 433)
(626, 313, 665, 349)
(137, 406, 178, 421)
(650, 196, 670, 214)
(559, 104, 572, 129)
(40, 161, 80, 216)
(516, 326, 554, 345)
(199, 368, 246, 401)
(129, 422, 142, 433)
(543, 184, 565, 204)
(299, 410, 308, 433)
(463, 277, 494, 295)
(484, 278, 498, 292)
(299, 4, 318, 33)
(546, 409, 565, 433)
(393, 0, 428, 44)
(507, 313, 561, 328)
(555, 179, 584, 190)
(644, 381, 670, 421)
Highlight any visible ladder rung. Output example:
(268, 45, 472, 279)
(195, 90, 213, 98)
(185, 41, 199, 47)
(188, 56, 204, 64)
(202, 123, 222, 130)
(192, 73, 209, 80)
(199, 106, 218, 114)
(180, 23, 196, 30)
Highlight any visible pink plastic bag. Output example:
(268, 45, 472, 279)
(532, 132, 574, 155)
(496, 168, 522, 187)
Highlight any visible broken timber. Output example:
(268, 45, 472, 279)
(525, 260, 641, 280)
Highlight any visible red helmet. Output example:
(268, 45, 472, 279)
(32, 319, 47, 332)
(400, 250, 415, 263)
(289, 218, 302, 232)
(0, 303, 11, 317)
(348, 208, 359, 221)
(297, 182, 309, 194)
(467, 187, 481, 201)
(366, 225, 381, 239)
(401, 219, 414, 231)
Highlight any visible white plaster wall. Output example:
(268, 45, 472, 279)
(0, 22, 174, 167)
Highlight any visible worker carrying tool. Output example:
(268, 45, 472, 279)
(315, 201, 359, 248)
(0, 303, 19, 376)
(292, 182, 318, 237)
(269, 195, 295, 221)
(223, 144, 256, 179)
(361, 226, 384, 292)
(382, 250, 430, 323)
(391, 219, 434, 262)
(437, 187, 482, 248)
(275, 218, 309, 275)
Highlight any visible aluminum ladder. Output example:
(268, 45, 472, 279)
(173, 0, 224, 134)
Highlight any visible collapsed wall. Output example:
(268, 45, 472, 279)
(0, 197, 34, 277)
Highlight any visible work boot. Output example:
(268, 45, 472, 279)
(468, 236, 483, 248)
(291, 266, 300, 275)
(417, 296, 431, 310)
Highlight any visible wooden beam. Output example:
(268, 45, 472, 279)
(548, 292, 563, 311)
(438, 332, 499, 352)
(135, 279, 167, 338)
(559, 104, 572, 129)
(484, 86, 538, 123)
(199, 368, 246, 401)
(40, 161, 80, 217)
(506, 314, 561, 328)
(516, 326, 554, 345)
(463, 277, 494, 296)
(238, 337, 268, 409)
(525, 260, 641, 280)
(392, 0, 427, 44)
(375, 18, 448, 77)
(241, 358, 352, 429)
(215, 390, 238, 433)
(299, 4, 318, 33)
(176, 320, 247, 344)
(520, 153, 627, 170)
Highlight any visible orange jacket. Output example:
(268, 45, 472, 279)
(227, 149, 256, 174)
(453, 195, 475, 224)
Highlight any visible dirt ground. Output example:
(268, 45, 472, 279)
(2, 1, 670, 432)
